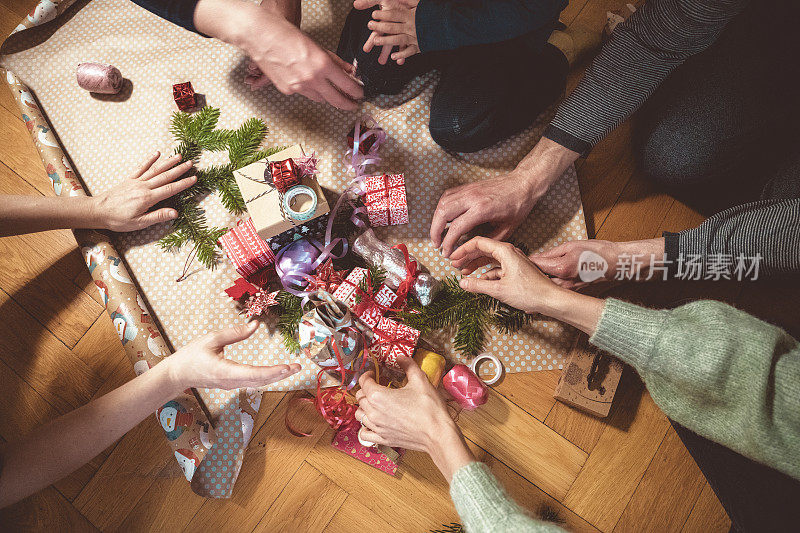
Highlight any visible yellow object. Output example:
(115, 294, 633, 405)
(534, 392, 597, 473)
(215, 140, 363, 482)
(414, 349, 446, 387)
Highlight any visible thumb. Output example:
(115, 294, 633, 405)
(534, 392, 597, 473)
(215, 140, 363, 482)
(394, 356, 427, 385)
(529, 255, 566, 277)
(459, 276, 501, 299)
(208, 322, 259, 349)
(221, 361, 302, 389)
(136, 207, 178, 229)
(353, 0, 380, 10)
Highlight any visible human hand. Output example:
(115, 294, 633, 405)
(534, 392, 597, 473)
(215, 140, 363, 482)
(355, 356, 475, 481)
(451, 236, 567, 315)
(431, 172, 545, 258)
(243, 16, 363, 109)
(531, 238, 666, 289)
(92, 152, 195, 232)
(356, 0, 420, 65)
(166, 321, 302, 390)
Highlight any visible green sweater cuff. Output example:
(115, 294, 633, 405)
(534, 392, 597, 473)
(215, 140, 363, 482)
(589, 298, 670, 371)
(450, 462, 524, 530)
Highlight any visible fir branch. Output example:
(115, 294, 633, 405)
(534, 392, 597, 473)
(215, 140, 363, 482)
(228, 117, 268, 166)
(367, 264, 387, 291)
(186, 106, 221, 142)
(537, 504, 565, 524)
(170, 111, 193, 144)
(276, 291, 303, 353)
(200, 129, 234, 151)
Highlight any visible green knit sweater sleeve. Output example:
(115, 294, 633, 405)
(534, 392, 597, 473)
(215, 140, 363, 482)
(590, 299, 800, 480)
(449, 462, 566, 533)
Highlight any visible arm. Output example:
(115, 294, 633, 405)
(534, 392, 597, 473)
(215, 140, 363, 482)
(0, 322, 302, 507)
(0, 152, 194, 237)
(545, 0, 749, 154)
(665, 198, 800, 278)
(414, 0, 566, 52)
(355, 358, 563, 532)
(454, 236, 800, 481)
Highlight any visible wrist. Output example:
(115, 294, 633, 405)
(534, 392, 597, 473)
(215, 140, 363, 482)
(512, 137, 580, 206)
(76, 195, 108, 230)
(160, 355, 191, 394)
(425, 417, 474, 482)
(616, 238, 666, 280)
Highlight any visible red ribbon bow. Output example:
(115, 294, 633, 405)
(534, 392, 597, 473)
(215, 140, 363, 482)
(392, 243, 418, 303)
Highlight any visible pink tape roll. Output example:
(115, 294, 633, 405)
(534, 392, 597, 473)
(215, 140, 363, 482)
(442, 364, 488, 410)
(76, 62, 123, 94)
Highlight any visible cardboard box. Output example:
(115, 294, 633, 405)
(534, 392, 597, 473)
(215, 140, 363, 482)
(233, 145, 330, 242)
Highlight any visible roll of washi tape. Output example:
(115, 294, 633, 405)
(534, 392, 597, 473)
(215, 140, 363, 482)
(469, 352, 504, 386)
(282, 185, 317, 221)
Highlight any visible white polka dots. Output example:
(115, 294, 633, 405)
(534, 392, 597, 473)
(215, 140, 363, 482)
(6, 0, 588, 495)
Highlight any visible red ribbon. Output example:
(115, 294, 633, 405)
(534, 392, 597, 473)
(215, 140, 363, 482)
(392, 243, 418, 303)
(442, 364, 488, 410)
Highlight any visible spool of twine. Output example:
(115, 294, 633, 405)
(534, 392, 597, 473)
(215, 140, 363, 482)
(76, 62, 123, 94)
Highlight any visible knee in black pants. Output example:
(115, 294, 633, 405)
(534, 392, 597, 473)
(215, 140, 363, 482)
(428, 42, 568, 153)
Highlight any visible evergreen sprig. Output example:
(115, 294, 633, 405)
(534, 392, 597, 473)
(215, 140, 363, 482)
(398, 276, 532, 356)
(158, 107, 274, 269)
(276, 291, 303, 353)
(430, 524, 463, 533)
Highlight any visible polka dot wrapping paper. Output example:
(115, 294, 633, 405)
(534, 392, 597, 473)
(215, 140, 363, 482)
(2, 0, 587, 497)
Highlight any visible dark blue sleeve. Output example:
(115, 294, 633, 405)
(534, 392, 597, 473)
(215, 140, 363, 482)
(415, 0, 566, 52)
(129, 0, 202, 34)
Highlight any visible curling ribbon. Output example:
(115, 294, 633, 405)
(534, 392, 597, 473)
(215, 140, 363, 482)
(391, 243, 418, 303)
(443, 364, 489, 410)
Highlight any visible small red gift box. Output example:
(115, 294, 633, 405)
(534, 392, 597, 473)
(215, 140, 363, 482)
(355, 284, 398, 328)
(218, 218, 275, 281)
(331, 267, 369, 308)
(172, 81, 196, 111)
(269, 158, 300, 193)
(372, 317, 419, 368)
(362, 174, 408, 227)
(331, 421, 402, 475)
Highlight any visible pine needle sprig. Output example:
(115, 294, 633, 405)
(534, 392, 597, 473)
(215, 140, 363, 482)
(276, 291, 303, 353)
(398, 276, 531, 356)
(430, 524, 463, 533)
(158, 107, 274, 271)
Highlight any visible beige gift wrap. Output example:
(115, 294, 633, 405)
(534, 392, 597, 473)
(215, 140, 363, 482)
(234, 144, 332, 241)
(2, 0, 588, 497)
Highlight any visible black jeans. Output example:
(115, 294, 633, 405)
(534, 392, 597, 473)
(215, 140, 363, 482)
(634, 1, 800, 213)
(337, 8, 568, 153)
(671, 421, 800, 533)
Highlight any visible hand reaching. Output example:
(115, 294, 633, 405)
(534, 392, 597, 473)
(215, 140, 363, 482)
(431, 172, 545, 258)
(356, 0, 421, 65)
(451, 236, 564, 314)
(531, 238, 666, 289)
(94, 152, 196, 232)
(167, 321, 302, 390)
(355, 356, 453, 451)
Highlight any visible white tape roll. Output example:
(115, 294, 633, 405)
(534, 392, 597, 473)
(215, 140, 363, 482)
(469, 352, 504, 386)
(358, 425, 375, 447)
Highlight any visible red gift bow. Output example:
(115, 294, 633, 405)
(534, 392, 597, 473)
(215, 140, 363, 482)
(306, 259, 346, 294)
(443, 364, 488, 410)
(392, 243, 418, 303)
(269, 158, 300, 193)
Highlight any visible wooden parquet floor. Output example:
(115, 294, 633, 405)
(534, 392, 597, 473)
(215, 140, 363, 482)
(5, 0, 796, 530)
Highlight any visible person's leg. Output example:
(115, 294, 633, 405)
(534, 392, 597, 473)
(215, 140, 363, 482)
(429, 39, 568, 152)
(634, 1, 800, 212)
(671, 421, 800, 532)
(337, 7, 432, 98)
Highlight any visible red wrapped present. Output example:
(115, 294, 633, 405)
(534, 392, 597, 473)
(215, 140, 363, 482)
(172, 81, 196, 111)
(362, 174, 408, 227)
(331, 267, 369, 308)
(218, 218, 275, 281)
(354, 284, 398, 328)
(371, 317, 419, 369)
(269, 158, 300, 193)
(331, 421, 402, 475)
